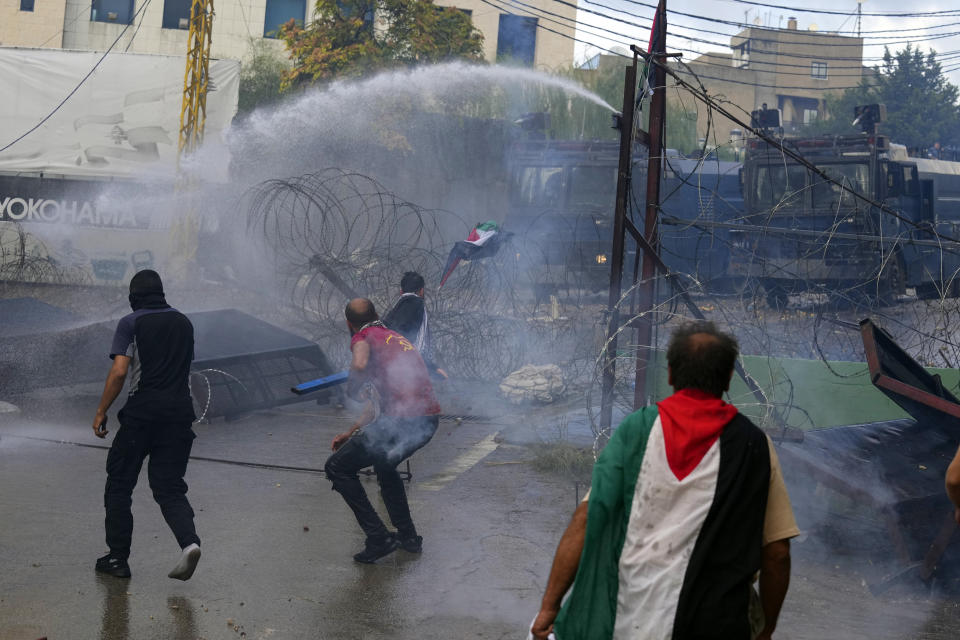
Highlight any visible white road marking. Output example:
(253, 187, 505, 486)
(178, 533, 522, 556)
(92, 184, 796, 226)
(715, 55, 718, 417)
(418, 432, 500, 491)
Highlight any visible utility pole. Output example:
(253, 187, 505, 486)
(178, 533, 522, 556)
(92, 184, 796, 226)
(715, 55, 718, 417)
(599, 53, 638, 431)
(634, 0, 667, 407)
(600, 0, 673, 430)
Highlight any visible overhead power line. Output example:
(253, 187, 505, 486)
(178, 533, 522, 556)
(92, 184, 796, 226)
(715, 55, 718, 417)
(578, 0, 960, 46)
(500, 0, 960, 78)
(611, 0, 960, 39)
(486, 0, 959, 92)
(564, 0, 960, 52)
(487, 0, 960, 88)
(728, 0, 960, 18)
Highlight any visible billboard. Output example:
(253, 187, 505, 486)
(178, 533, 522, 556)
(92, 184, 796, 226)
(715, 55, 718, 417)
(0, 175, 183, 286)
(0, 47, 239, 179)
(0, 48, 239, 285)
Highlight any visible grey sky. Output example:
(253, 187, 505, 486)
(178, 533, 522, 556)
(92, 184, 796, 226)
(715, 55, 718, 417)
(569, 0, 960, 87)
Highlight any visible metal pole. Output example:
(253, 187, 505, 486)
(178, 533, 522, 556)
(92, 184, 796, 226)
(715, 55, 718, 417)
(599, 56, 639, 431)
(634, 1, 667, 407)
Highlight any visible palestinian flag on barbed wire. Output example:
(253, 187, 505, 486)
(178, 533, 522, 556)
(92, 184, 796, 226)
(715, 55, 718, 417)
(553, 389, 774, 640)
(438, 221, 509, 289)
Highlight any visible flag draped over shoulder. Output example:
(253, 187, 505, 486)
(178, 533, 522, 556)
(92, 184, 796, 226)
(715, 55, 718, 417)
(438, 221, 508, 289)
(553, 406, 658, 640)
(553, 391, 770, 640)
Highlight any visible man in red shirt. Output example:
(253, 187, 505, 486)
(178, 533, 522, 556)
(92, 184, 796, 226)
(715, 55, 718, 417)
(325, 298, 442, 563)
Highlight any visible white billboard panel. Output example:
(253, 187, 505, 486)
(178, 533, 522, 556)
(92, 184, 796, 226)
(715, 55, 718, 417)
(0, 47, 239, 179)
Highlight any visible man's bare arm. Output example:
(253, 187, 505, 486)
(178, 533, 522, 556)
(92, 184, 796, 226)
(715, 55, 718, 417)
(345, 340, 370, 399)
(92, 356, 130, 438)
(531, 500, 589, 640)
(756, 538, 791, 640)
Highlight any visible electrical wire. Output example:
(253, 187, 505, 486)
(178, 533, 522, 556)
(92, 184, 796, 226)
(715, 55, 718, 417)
(728, 0, 960, 19)
(517, 0, 960, 78)
(481, 0, 934, 92)
(568, 0, 960, 49)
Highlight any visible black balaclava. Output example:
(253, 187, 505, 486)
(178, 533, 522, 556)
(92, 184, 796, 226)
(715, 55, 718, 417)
(128, 269, 169, 311)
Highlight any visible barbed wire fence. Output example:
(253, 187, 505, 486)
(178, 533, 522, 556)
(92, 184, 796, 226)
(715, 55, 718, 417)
(0, 221, 89, 285)
(239, 90, 960, 443)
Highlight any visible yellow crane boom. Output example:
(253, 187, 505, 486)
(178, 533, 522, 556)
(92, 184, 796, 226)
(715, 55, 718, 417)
(178, 0, 214, 157)
(171, 0, 214, 276)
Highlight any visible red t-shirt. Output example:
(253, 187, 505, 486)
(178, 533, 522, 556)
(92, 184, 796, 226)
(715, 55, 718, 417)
(351, 325, 441, 417)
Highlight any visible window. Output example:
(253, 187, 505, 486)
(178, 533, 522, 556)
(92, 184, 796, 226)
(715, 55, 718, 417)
(91, 0, 135, 24)
(733, 40, 750, 69)
(569, 166, 616, 211)
(812, 163, 870, 210)
(497, 14, 537, 67)
(162, 0, 191, 29)
(811, 61, 828, 79)
(20, 0, 35, 12)
(511, 166, 564, 207)
(263, 0, 306, 37)
(753, 165, 806, 212)
(803, 108, 818, 124)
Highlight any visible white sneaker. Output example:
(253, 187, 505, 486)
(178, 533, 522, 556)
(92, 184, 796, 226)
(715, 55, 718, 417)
(168, 543, 201, 581)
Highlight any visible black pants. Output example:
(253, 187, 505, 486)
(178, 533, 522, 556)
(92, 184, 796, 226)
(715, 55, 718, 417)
(324, 415, 438, 542)
(104, 417, 200, 559)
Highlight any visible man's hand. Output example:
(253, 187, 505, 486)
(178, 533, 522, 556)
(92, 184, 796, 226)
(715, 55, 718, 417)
(92, 412, 109, 439)
(331, 432, 352, 451)
(435, 368, 449, 380)
(954, 506, 960, 526)
(94, 355, 128, 440)
(530, 608, 558, 640)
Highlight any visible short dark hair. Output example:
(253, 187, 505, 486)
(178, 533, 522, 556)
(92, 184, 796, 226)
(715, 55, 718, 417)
(666, 321, 739, 397)
(400, 271, 425, 293)
(344, 298, 378, 327)
(129, 269, 164, 294)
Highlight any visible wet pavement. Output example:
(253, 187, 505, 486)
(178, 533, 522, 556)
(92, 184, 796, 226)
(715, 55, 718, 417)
(0, 388, 575, 640)
(3, 387, 960, 639)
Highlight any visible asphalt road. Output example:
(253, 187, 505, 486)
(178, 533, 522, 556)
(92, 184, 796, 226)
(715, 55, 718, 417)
(3, 390, 960, 639)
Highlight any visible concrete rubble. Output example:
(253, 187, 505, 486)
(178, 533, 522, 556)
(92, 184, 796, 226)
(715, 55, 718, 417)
(499, 364, 566, 404)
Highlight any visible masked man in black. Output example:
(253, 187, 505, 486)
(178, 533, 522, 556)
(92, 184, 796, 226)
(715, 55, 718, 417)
(92, 269, 201, 580)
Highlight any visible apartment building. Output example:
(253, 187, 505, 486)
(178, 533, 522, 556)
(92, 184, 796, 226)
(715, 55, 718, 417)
(433, 0, 576, 68)
(0, 0, 68, 48)
(3, 0, 575, 67)
(1, 0, 302, 59)
(683, 17, 866, 149)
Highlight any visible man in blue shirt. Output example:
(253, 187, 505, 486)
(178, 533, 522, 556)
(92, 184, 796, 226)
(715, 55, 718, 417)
(91, 269, 201, 580)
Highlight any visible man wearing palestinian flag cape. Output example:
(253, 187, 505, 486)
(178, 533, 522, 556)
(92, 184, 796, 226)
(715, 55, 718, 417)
(532, 322, 799, 640)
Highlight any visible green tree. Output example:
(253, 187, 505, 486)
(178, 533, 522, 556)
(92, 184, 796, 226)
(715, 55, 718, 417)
(238, 39, 291, 114)
(278, 0, 484, 87)
(813, 45, 960, 150)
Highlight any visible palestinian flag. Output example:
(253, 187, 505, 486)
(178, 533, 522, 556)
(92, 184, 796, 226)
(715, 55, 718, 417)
(554, 389, 770, 640)
(438, 221, 508, 289)
(638, 0, 666, 112)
